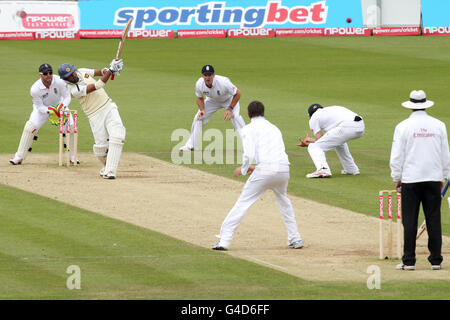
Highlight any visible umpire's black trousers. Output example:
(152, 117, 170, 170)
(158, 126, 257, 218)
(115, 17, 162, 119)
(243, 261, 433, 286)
(401, 181, 443, 266)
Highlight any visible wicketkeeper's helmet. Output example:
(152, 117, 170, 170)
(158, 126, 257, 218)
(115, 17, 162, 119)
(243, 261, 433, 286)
(58, 63, 76, 79)
(308, 103, 323, 118)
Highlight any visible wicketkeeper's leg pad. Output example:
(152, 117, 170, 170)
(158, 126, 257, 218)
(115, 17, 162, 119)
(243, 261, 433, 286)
(15, 120, 37, 161)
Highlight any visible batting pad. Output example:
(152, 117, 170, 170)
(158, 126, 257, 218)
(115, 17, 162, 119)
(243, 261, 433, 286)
(104, 142, 123, 176)
(104, 125, 126, 176)
(15, 121, 37, 160)
(93, 144, 108, 165)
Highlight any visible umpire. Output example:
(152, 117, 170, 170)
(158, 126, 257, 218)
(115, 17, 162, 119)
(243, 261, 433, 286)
(390, 90, 449, 271)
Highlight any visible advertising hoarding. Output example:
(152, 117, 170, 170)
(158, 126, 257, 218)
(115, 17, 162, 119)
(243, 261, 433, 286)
(78, 0, 364, 30)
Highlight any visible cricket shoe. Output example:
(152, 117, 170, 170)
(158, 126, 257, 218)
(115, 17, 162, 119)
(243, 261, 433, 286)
(9, 157, 22, 165)
(306, 168, 331, 178)
(212, 241, 228, 251)
(431, 265, 442, 270)
(179, 145, 194, 151)
(341, 170, 360, 175)
(288, 239, 304, 249)
(100, 168, 116, 179)
(396, 263, 415, 271)
(70, 160, 81, 165)
(103, 173, 116, 180)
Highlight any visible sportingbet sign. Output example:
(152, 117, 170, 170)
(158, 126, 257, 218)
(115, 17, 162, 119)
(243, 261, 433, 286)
(79, 0, 363, 30)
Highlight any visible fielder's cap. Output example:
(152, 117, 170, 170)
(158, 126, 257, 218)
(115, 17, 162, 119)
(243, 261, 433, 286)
(39, 63, 53, 74)
(401, 90, 434, 109)
(308, 103, 323, 118)
(202, 65, 215, 75)
(58, 63, 76, 79)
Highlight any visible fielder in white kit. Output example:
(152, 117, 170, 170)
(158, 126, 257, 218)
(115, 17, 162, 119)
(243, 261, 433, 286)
(10, 63, 75, 165)
(213, 101, 303, 250)
(180, 65, 245, 151)
(297, 104, 365, 178)
(58, 59, 125, 179)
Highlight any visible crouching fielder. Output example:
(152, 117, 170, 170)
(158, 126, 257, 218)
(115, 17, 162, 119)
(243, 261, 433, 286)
(10, 63, 73, 165)
(180, 65, 245, 151)
(213, 101, 303, 251)
(58, 59, 126, 179)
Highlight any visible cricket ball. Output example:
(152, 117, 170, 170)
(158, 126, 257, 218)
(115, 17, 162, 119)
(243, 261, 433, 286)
(346, 17, 352, 23)
(17, 10, 27, 19)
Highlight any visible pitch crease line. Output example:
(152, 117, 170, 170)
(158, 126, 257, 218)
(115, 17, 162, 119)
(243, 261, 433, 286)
(243, 255, 288, 272)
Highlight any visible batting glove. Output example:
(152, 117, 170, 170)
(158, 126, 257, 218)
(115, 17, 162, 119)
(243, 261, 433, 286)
(109, 59, 124, 75)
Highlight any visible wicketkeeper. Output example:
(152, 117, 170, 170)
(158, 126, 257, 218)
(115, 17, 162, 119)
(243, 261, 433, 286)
(10, 63, 76, 165)
(58, 59, 126, 179)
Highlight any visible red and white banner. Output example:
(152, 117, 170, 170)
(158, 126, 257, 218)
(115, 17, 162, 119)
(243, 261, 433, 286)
(276, 28, 324, 37)
(372, 26, 421, 36)
(128, 29, 174, 39)
(177, 29, 225, 38)
(79, 30, 123, 39)
(0, 31, 34, 40)
(0, 1, 79, 32)
(324, 27, 371, 36)
(21, 14, 75, 29)
(227, 28, 274, 38)
(422, 27, 450, 36)
(35, 30, 80, 40)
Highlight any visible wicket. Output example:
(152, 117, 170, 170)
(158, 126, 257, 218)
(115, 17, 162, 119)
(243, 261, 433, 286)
(378, 190, 402, 260)
(58, 110, 78, 166)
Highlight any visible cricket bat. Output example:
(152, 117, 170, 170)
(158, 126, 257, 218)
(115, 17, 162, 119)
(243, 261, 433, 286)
(111, 18, 132, 80)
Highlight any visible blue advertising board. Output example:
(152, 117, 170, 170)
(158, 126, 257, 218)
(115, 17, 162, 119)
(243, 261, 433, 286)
(422, 0, 450, 27)
(78, 0, 363, 30)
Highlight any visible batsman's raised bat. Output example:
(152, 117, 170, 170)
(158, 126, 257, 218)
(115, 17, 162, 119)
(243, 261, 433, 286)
(111, 17, 132, 80)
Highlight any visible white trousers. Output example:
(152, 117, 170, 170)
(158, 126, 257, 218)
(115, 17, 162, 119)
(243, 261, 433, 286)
(88, 103, 125, 147)
(307, 120, 364, 173)
(218, 168, 302, 248)
(185, 98, 245, 149)
(88, 103, 126, 176)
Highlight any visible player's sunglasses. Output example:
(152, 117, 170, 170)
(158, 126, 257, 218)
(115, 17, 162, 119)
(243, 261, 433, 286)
(40, 72, 52, 75)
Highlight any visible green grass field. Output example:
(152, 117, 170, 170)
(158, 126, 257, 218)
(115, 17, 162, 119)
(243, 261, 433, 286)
(1, 36, 449, 299)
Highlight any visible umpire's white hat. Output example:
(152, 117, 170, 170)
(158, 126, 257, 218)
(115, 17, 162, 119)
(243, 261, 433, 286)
(402, 90, 434, 109)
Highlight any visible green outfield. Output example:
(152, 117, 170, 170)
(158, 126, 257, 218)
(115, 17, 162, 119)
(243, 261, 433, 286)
(1, 36, 449, 299)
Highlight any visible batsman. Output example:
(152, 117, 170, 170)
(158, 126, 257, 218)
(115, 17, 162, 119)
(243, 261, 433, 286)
(58, 59, 126, 179)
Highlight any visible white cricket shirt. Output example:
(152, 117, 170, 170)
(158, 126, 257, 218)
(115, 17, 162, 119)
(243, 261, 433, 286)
(390, 110, 449, 183)
(67, 68, 112, 118)
(30, 75, 71, 114)
(240, 116, 290, 175)
(195, 75, 237, 103)
(309, 106, 359, 134)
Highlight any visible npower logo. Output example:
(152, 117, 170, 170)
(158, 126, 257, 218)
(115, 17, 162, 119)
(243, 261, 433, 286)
(324, 27, 370, 36)
(35, 31, 78, 39)
(22, 14, 74, 29)
(423, 27, 450, 35)
(114, 1, 328, 29)
(228, 28, 273, 37)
